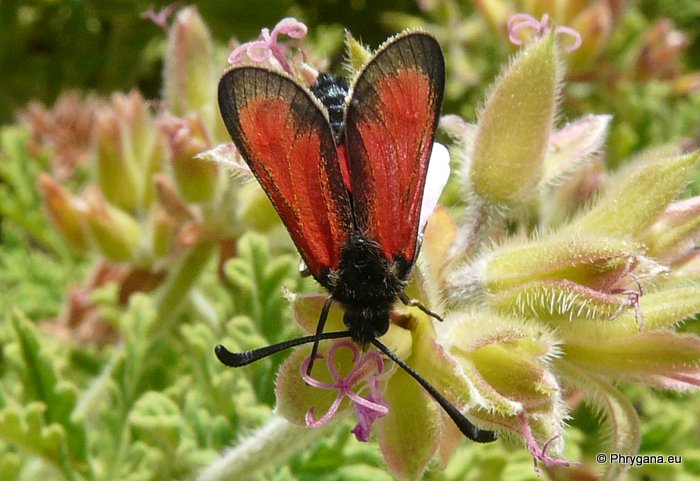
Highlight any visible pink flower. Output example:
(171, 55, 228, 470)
(228, 17, 308, 75)
(518, 412, 576, 475)
(300, 340, 389, 442)
(508, 13, 582, 52)
(141, 3, 180, 30)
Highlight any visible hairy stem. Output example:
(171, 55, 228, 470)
(197, 416, 336, 481)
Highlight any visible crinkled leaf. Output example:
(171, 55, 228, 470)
(0, 126, 65, 254)
(556, 361, 640, 481)
(0, 453, 21, 481)
(130, 391, 183, 447)
(224, 233, 298, 342)
(0, 403, 65, 467)
(5, 308, 86, 463)
(181, 391, 232, 456)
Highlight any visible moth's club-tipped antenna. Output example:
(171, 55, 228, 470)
(215, 330, 351, 367)
(370, 338, 496, 443)
(215, 334, 497, 443)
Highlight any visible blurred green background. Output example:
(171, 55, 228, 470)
(1, 0, 429, 124)
(2, 2, 700, 481)
(3, 0, 700, 162)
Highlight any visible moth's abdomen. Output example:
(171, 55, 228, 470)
(310, 73, 349, 141)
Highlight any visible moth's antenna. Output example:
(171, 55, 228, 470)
(215, 330, 351, 367)
(216, 331, 497, 443)
(307, 296, 334, 374)
(370, 338, 497, 443)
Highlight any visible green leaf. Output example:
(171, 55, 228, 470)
(0, 452, 21, 481)
(130, 392, 183, 448)
(222, 233, 302, 404)
(0, 225, 85, 320)
(224, 233, 298, 342)
(4, 308, 87, 465)
(0, 403, 64, 467)
(0, 126, 65, 254)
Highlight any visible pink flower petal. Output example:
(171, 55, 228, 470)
(299, 340, 390, 438)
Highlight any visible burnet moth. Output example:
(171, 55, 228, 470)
(216, 31, 496, 443)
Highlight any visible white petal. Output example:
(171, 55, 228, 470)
(419, 142, 451, 233)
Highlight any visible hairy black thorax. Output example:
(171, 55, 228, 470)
(321, 234, 411, 344)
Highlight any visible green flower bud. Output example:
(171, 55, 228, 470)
(38, 173, 89, 252)
(95, 106, 139, 211)
(162, 114, 218, 204)
(164, 7, 216, 124)
(96, 91, 162, 211)
(563, 331, 700, 389)
(440, 312, 559, 415)
(641, 197, 700, 264)
(484, 235, 644, 293)
(470, 34, 559, 205)
(151, 207, 176, 259)
(84, 188, 142, 262)
(563, 151, 700, 238)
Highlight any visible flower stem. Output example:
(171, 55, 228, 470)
(453, 196, 492, 260)
(152, 240, 216, 334)
(196, 415, 336, 481)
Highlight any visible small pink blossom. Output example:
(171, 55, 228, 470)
(228, 17, 308, 75)
(508, 13, 582, 52)
(300, 340, 389, 442)
(610, 281, 647, 331)
(518, 412, 576, 475)
(141, 3, 180, 30)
